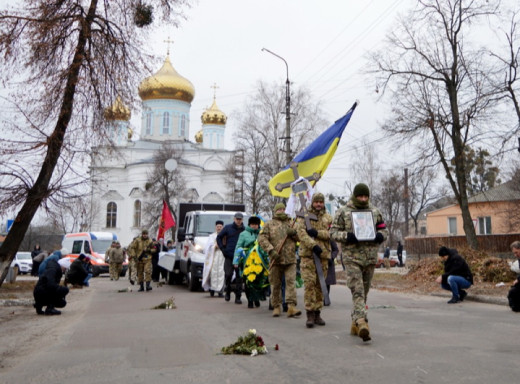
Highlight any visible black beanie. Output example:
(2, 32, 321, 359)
(438, 246, 449, 256)
(353, 183, 370, 197)
(248, 216, 261, 226)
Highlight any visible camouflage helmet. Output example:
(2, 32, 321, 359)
(312, 193, 325, 202)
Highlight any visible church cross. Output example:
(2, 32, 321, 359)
(210, 82, 219, 100)
(164, 36, 174, 56)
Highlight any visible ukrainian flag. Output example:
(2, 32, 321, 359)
(268, 102, 358, 197)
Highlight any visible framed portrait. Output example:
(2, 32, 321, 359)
(351, 210, 376, 241)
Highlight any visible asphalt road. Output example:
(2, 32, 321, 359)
(2, 276, 518, 384)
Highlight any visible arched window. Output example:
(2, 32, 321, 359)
(133, 200, 141, 228)
(106, 202, 117, 228)
(146, 113, 152, 135)
(180, 115, 186, 137)
(163, 112, 170, 134)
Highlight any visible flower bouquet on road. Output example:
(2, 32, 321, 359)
(221, 329, 268, 356)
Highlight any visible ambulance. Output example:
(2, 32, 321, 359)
(62, 232, 126, 277)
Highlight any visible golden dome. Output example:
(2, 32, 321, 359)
(195, 129, 203, 143)
(138, 56, 195, 103)
(201, 98, 227, 125)
(104, 96, 131, 121)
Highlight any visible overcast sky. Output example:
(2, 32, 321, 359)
(147, 0, 414, 195)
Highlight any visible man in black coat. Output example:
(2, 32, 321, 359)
(216, 212, 245, 304)
(33, 258, 70, 315)
(507, 241, 520, 312)
(435, 246, 473, 304)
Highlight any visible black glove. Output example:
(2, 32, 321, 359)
(269, 249, 280, 261)
(138, 252, 146, 261)
(312, 245, 323, 256)
(346, 232, 358, 245)
(375, 232, 385, 244)
(306, 228, 318, 238)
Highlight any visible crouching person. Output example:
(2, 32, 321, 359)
(436, 246, 473, 304)
(33, 256, 69, 315)
(508, 241, 520, 312)
(65, 254, 92, 288)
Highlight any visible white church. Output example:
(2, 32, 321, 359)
(88, 54, 236, 246)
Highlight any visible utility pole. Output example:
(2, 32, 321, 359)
(262, 48, 291, 164)
(404, 168, 409, 238)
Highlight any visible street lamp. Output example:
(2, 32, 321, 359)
(262, 48, 291, 165)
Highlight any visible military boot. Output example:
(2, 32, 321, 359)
(146, 281, 152, 291)
(287, 305, 301, 317)
(138, 282, 145, 292)
(350, 321, 359, 336)
(356, 318, 371, 342)
(314, 310, 326, 326)
(272, 306, 281, 317)
(306, 311, 315, 328)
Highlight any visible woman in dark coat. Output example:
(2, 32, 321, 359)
(30, 244, 42, 276)
(33, 258, 69, 315)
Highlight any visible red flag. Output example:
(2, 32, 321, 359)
(157, 200, 176, 240)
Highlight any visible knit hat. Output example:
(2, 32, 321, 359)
(215, 220, 224, 226)
(438, 246, 449, 256)
(353, 183, 370, 197)
(248, 216, 261, 226)
(60, 248, 69, 258)
(141, 229, 149, 235)
(274, 203, 286, 212)
(312, 193, 325, 202)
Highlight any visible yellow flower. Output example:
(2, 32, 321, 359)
(254, 265, 263, 274)
(247, 273, 256, 282)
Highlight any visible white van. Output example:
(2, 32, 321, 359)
(62, 232, 125, 277)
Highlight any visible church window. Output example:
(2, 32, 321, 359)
(180, 115, 186, 137)
(163, 112, 170, 134)
(106, 202, 117, 228)
(146, 112, 152, 135)
(133, 200, 141, 227)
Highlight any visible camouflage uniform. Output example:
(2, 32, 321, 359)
(330, 187, 388, 333)
(295, 195, 332, 313)
(128, 233, 153, 286)
(108, 243, 124, 281)
(258, 206, 300, 315)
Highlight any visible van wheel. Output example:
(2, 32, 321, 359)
(167, 271, 182, 285)
(188, 265, 199, 292)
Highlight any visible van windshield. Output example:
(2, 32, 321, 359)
(91, 240, 114, 254)
(195, 214, 242, 236)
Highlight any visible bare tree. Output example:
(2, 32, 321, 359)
(368, 0, 503, 249)
(142, 143, 186, 235)
(234, 81, 327, 216)
(0, 0, 191, 286)
(489, 9, 520, 138)
(47, 195, 93, 233)
(377, 171, 404, 246)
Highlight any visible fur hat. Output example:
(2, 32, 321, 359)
(215, 220, 224, 226)
(438, 246, 449, 256)
(353, 183, 370, 197)
(312, 193, 325, 202)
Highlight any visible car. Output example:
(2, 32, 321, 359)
(376, 250, 407, 268)
(10, 252, 33, 274)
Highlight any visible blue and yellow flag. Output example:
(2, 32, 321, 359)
(268, 102, 358, 197)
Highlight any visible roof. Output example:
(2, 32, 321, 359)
(468, 181, 520, 203)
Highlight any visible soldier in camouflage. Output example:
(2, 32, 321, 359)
(330, 183, 388, 342)
(258, 202, 302, 318)
(107, 241, 124, 281)
(295, 192, 333, 328)
(127, 229, 154, 292)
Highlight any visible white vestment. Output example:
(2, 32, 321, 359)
(202, 232, 225, 292)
